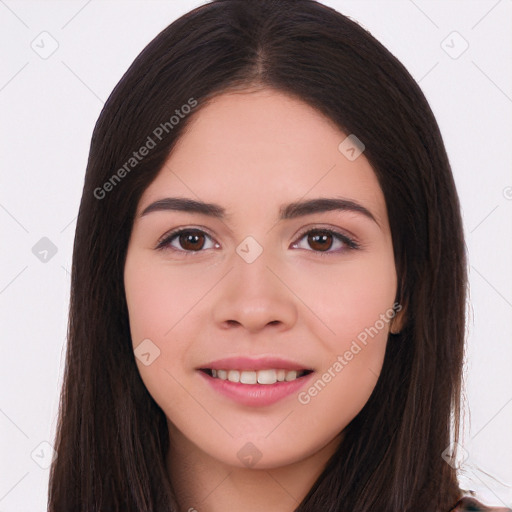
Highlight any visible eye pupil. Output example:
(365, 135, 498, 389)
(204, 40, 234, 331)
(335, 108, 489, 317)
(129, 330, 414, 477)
(180, 231, 205, 251)
(308, 231, 333, 251)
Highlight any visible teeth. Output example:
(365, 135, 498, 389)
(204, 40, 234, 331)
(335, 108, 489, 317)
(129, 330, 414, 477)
(209, 368, 307, 385)
(257, 369, 276, 384)
(227, 370, 240, 382)
(240, 371, 257, 384)
(285, 370, 297, 381)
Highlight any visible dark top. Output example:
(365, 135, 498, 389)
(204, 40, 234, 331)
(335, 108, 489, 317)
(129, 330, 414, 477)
(450, 496, 512, 511)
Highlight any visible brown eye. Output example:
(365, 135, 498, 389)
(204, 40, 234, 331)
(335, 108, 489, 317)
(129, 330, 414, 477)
(292, 228, 359, 255)
(178, 231, 206, 251)
(157, 229, 217, 253)
(307, 231, 334, 251)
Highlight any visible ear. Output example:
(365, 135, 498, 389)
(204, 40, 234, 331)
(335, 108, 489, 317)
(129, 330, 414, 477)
(389, 303, 406, 334)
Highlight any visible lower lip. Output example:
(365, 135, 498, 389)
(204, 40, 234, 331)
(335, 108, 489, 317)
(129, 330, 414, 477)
(198, 370, 315, 407)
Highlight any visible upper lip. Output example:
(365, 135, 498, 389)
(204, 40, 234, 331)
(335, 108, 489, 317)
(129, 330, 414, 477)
(198, 356, 313, 371)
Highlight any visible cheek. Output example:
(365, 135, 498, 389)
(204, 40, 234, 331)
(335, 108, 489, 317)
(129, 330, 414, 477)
(295, 264, 395, 434)
(124, 253, 205, 343)
(124, 254, 194, 415)
(293, 248, 397, 340)
(124, 251, 218, 395)
(334, 261, 396, 345)
(293, 250, 397, 393)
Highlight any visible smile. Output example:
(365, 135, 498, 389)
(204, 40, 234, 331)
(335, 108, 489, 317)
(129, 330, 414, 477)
(200, 368, 313, 385)
(197, 368, 315, 407)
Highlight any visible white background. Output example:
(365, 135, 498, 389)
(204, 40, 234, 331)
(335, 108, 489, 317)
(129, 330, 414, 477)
(1, 1, 511, 510)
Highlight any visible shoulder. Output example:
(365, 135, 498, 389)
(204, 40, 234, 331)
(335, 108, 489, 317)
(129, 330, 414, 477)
(451, 497, 512, 511)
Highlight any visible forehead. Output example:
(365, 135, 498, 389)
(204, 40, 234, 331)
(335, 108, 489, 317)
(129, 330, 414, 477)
(138, 88, 387, 227)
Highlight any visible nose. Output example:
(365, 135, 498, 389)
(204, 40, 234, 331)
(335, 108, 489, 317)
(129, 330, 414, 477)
(212, 249, 298, 334)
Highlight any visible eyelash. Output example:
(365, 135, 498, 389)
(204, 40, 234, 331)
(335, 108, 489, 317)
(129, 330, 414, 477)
(155, 226, 360, 257)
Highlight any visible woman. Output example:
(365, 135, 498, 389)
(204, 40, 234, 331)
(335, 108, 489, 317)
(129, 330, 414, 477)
(48, 0, 511, 511)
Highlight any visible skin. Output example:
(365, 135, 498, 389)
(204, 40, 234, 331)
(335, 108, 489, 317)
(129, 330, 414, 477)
(124, 87, 403, 512)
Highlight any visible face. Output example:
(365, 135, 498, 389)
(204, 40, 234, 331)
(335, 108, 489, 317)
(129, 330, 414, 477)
(124, 88, 399, 470)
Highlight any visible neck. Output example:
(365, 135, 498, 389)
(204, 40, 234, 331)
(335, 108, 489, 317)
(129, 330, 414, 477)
(165, 423, 342, 512)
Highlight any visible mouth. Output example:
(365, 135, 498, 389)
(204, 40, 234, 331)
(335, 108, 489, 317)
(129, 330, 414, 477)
(197, 364, 316, 407)
(196, 356, 315, 406)
(199, 368, 314, 385)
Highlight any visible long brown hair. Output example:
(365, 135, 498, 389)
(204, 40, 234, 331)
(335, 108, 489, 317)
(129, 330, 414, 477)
(48, 1, 467, 510)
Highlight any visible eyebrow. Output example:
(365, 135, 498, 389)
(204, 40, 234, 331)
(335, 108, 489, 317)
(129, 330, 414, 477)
(140, 196, 379, 226)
